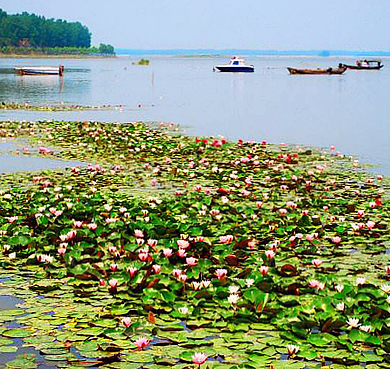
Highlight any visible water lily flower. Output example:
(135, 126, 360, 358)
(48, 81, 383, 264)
(110, 263, 118, 272)
(121, 317, 132, 327)
(7, 216, 18, 223)
(360, 325, 371, 333)
(8, 252, 16, 260)
(215, 269, 227, 280)
(178, 273, 187, 282)
(127, 266, 137, 277)
(138, 252, 149, 261)
(152, 265, 161, 274)
(201, 280, 211, 289)
(186, 257, 197, 266)
(229, 285, 240, 294)
(381, 284, 390, 293)
(177, 239, 190, 249)
(228, 293, 240, 305)
(192, 352, 207, 366)
(195, 236, 204, 242)
(265, 250, 275, 259)
(192, 281, 201, 290)
(172, 269, 182, 278)
(356, 277, 366, 286)
(358, 210, 365, 217)
(387, 296, 390, 304)
(306, 234, 315, 242)
(134, 229, 144, 238)
(332, 236, 341, 244)
(210, 209, 220, 215)
(386, 266, 390, 274)
(279, 208, 287, 215)
(346, 317, 360, 329)
(336, 302, 345, 311)
(369, 202, 376, 209)
(178, 306, 189, 314)
(309, 280, 320, 289)
(108, 279, 118, 288)
(134, 337, 149, 349)
(163, 248, 173, 257)
(136, 238, 145, 246)
(219, 235, 233, 244)
(104, 204, 112, 212)
(287, 344, 299, 356)
(312, 259, 323, 267)
(366, 221, 375, 230)
(260, 266, 269, 276)
(58, 247, 66, 255)
(177, 249, 187, 258)
(335, 284, 344, 293)
(245, 279, 254, 287)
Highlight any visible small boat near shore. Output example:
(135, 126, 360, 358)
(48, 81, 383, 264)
(14, 65, 64, 76)
(340, 59, 383, 70)
(287, 65, 347, 75)
(213, 57, 254, 73)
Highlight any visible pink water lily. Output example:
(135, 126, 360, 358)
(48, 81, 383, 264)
(152, 264, 161, 274)
(177, 239, 190, 249)
(127, 266, 137, 277)
(134, 229, 144, 238)
(121, 317, 131, 327)
(186, 257, 198, 266)
(163, 248, 173, 257)
(260, 265, 269, 276)
(215, 269, 227, 280)
(312, 259, 323, 267)
(192, 352, 207, 366)
(134, 337, 149, 349)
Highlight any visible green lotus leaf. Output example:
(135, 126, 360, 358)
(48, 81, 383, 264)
(2, 328, 33, 338)
(77, 327, 105, 336)
(0, 345, 18, 353)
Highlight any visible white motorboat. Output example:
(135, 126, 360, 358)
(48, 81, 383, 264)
(213, 57, 254, 73)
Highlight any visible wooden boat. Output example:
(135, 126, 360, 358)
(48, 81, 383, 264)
(15, 65, 64, 76)
(341, 59, 383, 70)
(214, 57, 254, 73)
(287, 65, 347, 75)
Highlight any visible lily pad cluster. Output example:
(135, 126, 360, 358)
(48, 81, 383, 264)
(1, 119, 390, 368)
(0, 102, 120, 111)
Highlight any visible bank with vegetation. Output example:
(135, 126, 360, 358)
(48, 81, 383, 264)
(0, 119, 390, 368)
(0, 8, 115, 56)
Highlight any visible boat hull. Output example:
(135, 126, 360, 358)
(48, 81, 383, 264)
(214, 66, 254, 73)
(287, 66, 347, 75)
(15, 66, 64, 76)
(341, 64, 383, 70)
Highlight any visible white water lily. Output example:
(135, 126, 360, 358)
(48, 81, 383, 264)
(286, 344, 299, 355)
(381, 284, 390, 293)
(359, 325, 371, 333)
(356, 277, 366, 286)
(227, 293, 240, 305)
(336, 302, 345, 311)
(335, 284, 344, 293)
(229, 285, 240, 294)
(346, 317, 360, 329)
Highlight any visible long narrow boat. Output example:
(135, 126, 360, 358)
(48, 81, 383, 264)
(14, 65, 64, 76)
(287, 65, 347, 75)
(341, 59, 383, 70)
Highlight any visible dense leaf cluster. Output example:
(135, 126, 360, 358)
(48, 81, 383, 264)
(0, 8, 91, 48)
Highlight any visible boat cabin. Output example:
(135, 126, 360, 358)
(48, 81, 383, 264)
(230, 57, 245, 66)
(356, 59, 382, 68)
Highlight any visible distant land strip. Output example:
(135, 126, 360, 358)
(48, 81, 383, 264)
(116, 49, 390, 57)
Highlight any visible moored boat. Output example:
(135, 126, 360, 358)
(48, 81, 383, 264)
(213, 57, 254, 73)
(287, 65, 347, 75)
(340, 59, 383, 70)
(14, 65, 64, 76)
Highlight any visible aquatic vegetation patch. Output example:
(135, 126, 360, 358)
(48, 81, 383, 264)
(0, 120, 390, 368)
(0, 102, 121, 112)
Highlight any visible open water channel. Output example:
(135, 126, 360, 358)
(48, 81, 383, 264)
(0, 55, 389, 175)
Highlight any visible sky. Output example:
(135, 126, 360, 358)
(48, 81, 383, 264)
(1, 0, 389, 50)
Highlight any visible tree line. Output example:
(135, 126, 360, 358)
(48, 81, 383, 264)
(0, 8, 114, 54)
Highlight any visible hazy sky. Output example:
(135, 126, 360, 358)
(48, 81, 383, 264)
(1, 0, 389, 50)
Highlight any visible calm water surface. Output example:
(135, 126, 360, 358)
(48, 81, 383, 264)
(0, 56, 389, 174)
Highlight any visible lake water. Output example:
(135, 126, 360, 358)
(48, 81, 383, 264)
(0, 56, 389, 174)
